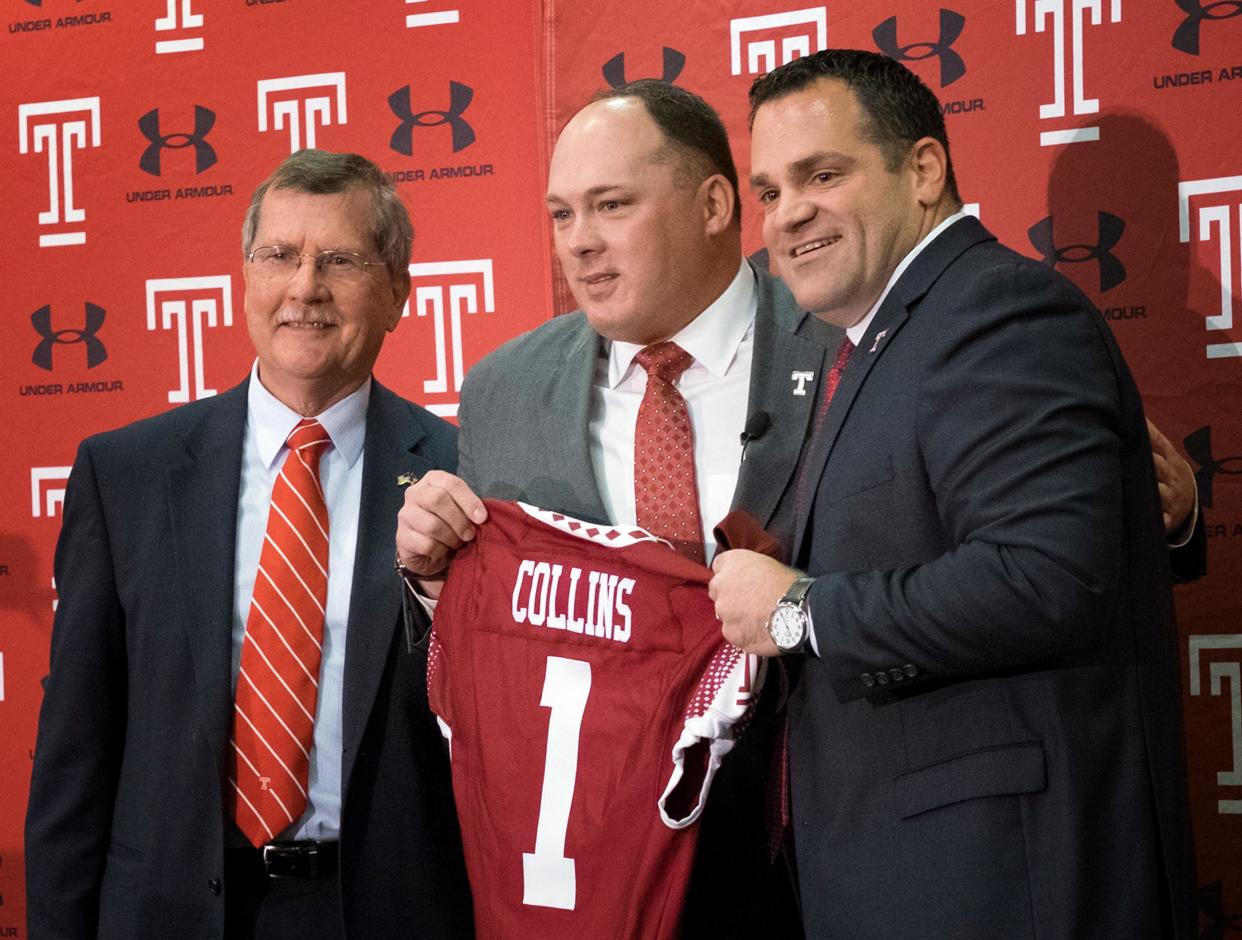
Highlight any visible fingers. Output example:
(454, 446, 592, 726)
(1156, 480, 1174, 530)
(395, 471, 487, 577)
(422, 470, 488, 529)
(1146, 417, 1172, 457)
(1146, 418, 1196, 534)
(1150, 448, 1171, 485)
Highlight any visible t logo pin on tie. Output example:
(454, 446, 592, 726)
(791, 371, 815, 396)
(869, 329, 888, 354)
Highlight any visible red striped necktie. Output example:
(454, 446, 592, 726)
(633, 341, 705, 564)
(230, 418, 332, 846)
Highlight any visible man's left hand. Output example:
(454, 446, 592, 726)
(1148, 418, 1196, 536)
(709, 549, 801, 656)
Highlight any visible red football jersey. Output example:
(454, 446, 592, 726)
(427, 500, 764, 939)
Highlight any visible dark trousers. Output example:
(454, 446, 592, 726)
(224, 847, 345, 940)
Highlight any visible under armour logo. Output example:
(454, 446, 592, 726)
(1185, 425, 1242, 509)
(1172, 0, 1242, 55)
(1198, 881, 1242, 939)
(873, 9, 967, 87)
(1027, 211, 1126, 292)
(791, 371, 814, 396)
(389, 82, 475, 156)
(31, 303, 107, 371)
(601, 47, 686, 88)
(138, 105, 217, 176)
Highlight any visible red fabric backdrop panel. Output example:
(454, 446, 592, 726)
(1, 1, 550, 933)
(545, 0, 1242, 925)
(1, 0, 1240, 934)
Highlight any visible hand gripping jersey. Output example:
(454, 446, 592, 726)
(427, 500, 765, 939)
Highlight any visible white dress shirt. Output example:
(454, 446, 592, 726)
(844, 210, 969, 348)
(233, 362, 368, 841)
(590, 260, 758, 562)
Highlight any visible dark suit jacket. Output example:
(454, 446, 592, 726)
(25, 378, 472, 940)
(1170, 509, 1207, 583)
(455, 261, 832, 936)
(789, 217, 1195, 938)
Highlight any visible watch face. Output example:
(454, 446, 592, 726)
(770, 604, 805, 650)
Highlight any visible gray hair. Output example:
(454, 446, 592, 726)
(242, 149, 412, 278)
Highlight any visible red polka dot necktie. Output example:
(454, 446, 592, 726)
(633, 341, 705, 564)
(230, 418, 332, 846)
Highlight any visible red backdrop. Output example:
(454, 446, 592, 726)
(3, 0, 1239, 933)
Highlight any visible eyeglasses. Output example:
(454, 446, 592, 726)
(246, 246, 387, 283)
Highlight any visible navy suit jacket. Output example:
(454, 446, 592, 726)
(25, 378, 472, 939)
(788, 217, 1196, 938)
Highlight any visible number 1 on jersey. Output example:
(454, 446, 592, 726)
(522, 656, 592, 910)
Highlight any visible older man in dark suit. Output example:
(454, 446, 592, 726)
(25, 150, 471, 939)
(712, 49, 1195, 938)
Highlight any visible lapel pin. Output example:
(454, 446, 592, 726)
(397, 472, 419, 487)
(869, 329, 888, 354)
(791, 371, 815, 396)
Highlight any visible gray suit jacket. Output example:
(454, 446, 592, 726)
(25, 378, 472, 939)
(455, 260, 835, 934)
(458, 261, 834, 540)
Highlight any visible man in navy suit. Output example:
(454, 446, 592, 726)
(711, 50, 1195, 937)
(25, 150, 471, 939)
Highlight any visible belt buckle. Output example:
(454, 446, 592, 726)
(262, 841, 317, 879)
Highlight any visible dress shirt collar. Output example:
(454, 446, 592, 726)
(607, 259, 757, 386)
(247, 360, 370, 470)
(845, 209, 969, 346)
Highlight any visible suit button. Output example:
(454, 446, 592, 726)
(861, 673, 875, 688)
(889, 668, 905, 682)
(875, 671, 890, 686)
(208, 878, 222, 896)
(903, 663, 919, 678)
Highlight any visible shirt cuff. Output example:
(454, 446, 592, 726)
(1167, 486, 1200, 550)
(399, 568, 440, 617)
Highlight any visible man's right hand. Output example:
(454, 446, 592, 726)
(396, 471, 488, 598)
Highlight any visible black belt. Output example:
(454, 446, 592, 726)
(228, 840, 339, 879)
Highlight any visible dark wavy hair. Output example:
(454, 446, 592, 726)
(749, 49, 960, 204)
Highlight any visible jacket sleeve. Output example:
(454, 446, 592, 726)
(1169, 506, 1207, 584)
(25, 438, 127, 939)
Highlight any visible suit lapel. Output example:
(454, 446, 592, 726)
(340, 382, 436, 794)
(733, 261, 836, 528)
(167, 381, 248, 779)
(790, 217, 995, 563)
(549, 323, 611, 522)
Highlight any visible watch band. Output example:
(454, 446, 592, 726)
(780, 576, 815, 608)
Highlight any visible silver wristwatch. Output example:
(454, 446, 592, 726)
(767, 576, 815, 654)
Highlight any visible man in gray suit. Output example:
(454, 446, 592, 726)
(396, 80, 826, 934)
